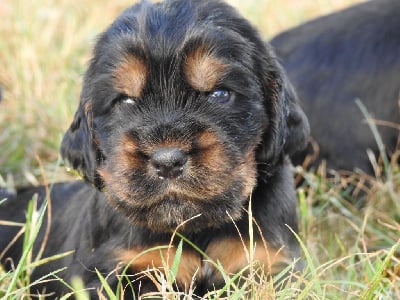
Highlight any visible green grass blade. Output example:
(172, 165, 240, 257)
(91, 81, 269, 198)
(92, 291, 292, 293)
(355, 99, 390, 175)
(360, 240, 400, 299)
(287, 225, 323, 298)
(169, 239, 183, 282)
(70, 276, 90, 300)
(6, 196, 47, 295)
(95, 268, 117, 300)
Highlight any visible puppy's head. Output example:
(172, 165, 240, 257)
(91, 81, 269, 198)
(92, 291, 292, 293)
(61, 0, 309, 232)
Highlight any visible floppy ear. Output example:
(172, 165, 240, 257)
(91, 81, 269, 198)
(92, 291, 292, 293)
(61, 97, 104, 188)
(256, 44, 310, 166)
(281, 75, 310, 156)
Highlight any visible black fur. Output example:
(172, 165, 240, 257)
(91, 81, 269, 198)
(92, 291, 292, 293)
(0, 0, 309, 298)
(271, 0, 400, 173)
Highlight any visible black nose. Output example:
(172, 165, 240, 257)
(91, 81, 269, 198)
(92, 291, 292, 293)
(151, 147, 188, 179)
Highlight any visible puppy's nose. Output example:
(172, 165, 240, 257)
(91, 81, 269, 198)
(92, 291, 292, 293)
(151, 147, 188, 179)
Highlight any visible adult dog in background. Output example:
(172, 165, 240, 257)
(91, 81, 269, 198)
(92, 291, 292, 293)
(0, 0, 309, 298)
(271, 0, 400, 174)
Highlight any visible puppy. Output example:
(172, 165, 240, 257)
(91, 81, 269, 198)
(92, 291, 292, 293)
(271, 0, 400, 174)
(0, 0, 309, 298)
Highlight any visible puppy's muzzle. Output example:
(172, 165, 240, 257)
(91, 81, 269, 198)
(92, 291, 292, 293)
(151, 147, 188, 179)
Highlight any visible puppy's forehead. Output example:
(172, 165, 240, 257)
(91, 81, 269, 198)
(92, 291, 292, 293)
(103, 0, 256, 98)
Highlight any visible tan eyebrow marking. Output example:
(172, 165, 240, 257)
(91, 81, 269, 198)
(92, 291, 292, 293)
(113, 55, 148, 98)
(183, 46, 227, 91)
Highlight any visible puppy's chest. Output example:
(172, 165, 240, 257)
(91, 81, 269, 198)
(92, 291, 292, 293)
(116, 237, 289, 290)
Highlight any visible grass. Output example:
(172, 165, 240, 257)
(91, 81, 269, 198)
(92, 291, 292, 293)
(1, 0, 399, 299)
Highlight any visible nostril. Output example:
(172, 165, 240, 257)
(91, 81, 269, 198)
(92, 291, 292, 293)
(151, 147, 188, 179)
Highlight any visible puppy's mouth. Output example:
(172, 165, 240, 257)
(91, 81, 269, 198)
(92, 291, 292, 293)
(97, 132, 258, 232)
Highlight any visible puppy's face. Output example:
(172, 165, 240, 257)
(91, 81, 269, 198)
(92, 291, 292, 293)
(61, 0, 309, 232)
(96, 27, 266, 231)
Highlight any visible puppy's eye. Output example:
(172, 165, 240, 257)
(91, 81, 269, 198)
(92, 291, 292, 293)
(208, 89, 232, 104)
(115, 95, 136, 105)
(122, 97, 136, 105)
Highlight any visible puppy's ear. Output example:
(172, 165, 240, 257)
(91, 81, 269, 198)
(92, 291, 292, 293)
(256, 44, 310, 166)
(61, 98, 103, 188)
(281, 76, 310, 156)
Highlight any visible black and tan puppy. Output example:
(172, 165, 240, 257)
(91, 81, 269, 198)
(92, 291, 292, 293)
(0, 0, 309, 297)
(271, 0, 400, 174)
